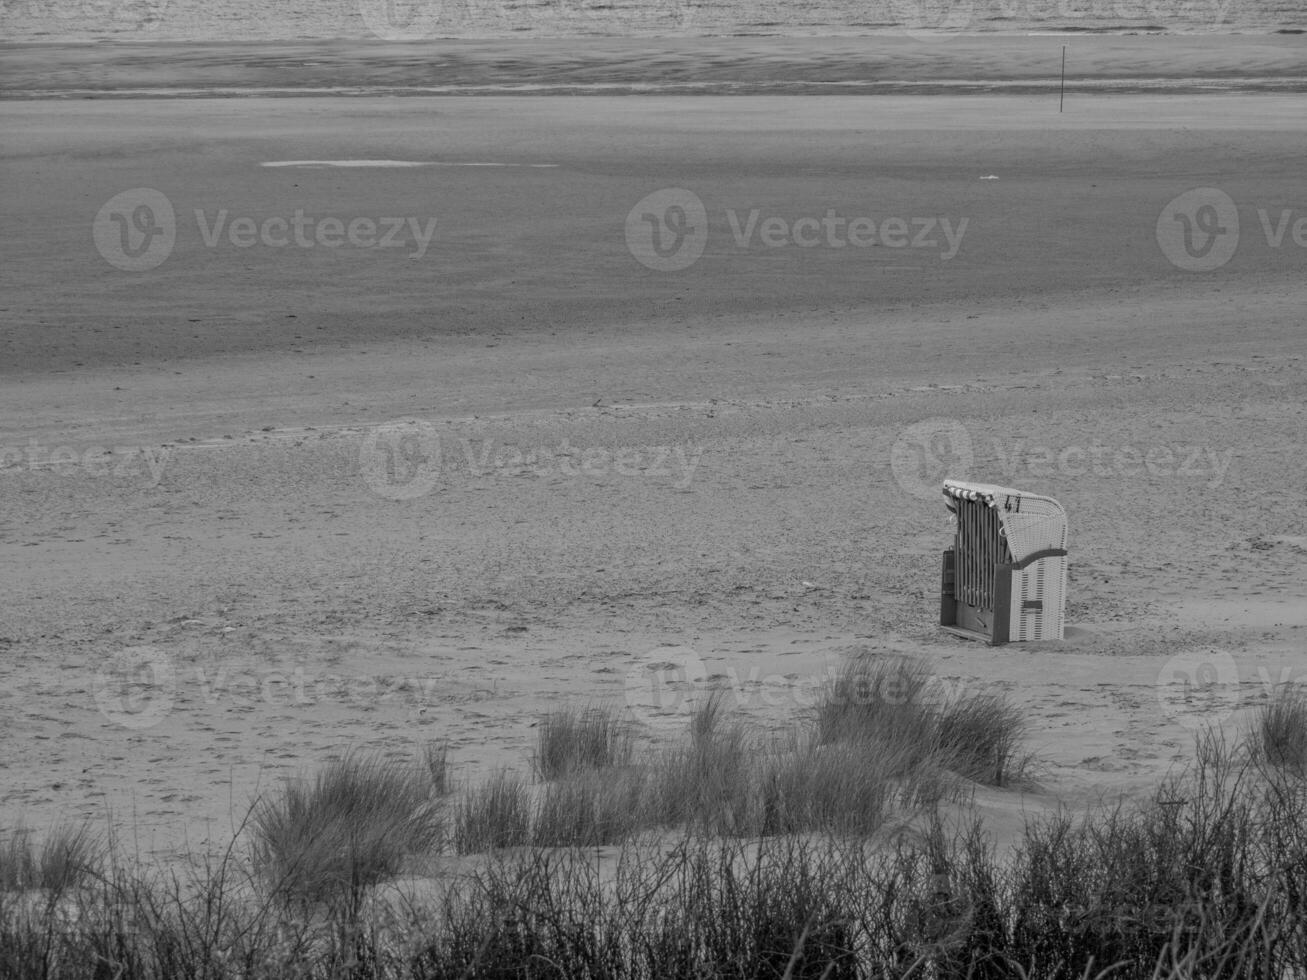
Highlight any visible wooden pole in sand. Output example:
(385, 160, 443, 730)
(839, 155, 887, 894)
(1060, 45, 1066, 112)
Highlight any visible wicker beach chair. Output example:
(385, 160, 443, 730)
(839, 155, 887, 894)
(940, 479, 1069, 644)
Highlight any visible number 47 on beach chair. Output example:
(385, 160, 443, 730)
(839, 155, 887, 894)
(939, 480, 1069, 645)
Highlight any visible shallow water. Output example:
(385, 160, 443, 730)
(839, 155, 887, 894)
(3, 0, 1303, 41)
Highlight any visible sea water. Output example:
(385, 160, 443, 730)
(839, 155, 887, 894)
(3, 0, 1303, 42)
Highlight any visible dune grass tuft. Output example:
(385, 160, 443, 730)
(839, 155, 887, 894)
(935, 692, 1029, 787)
(644, 690, 757, 835)
(532, 767, 646, 847)
(453, 769, 533, 854)
(815, 652, 1030, 788)
(815, 653, 938, 758)
(689, 687, 730, 746)
(533, 704, 634, 781)
(1256, 684, 1307, 774)
(250, 750, 443, 909)
(757, 737, 895, 837)
(0, 822, 101, 893)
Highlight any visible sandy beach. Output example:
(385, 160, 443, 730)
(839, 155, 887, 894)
(2, 38, 1306, 874)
